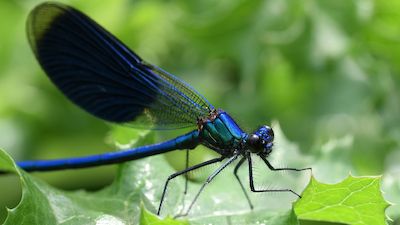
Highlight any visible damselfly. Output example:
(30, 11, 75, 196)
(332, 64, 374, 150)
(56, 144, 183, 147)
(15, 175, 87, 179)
(4, 2, 311, 217)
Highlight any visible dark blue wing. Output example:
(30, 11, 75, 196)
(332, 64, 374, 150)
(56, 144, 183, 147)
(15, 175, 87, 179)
(27, 2, 214, 129)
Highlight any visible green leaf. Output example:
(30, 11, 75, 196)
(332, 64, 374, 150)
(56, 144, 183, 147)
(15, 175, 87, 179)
(0, 145, 298, 225)
(294, 175, 390, 225)
(190, 209, 299, 225)
(0, 148, 17, 173)
(1, 124, 390, 225)
(140, 205, 188, 225)
(2, 129, 162, 225)
(0, 126, 301, 225)
(106, 125, 148, 148)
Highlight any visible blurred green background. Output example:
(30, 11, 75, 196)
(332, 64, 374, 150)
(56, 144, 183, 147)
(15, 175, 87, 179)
(0, 0, 399, 224)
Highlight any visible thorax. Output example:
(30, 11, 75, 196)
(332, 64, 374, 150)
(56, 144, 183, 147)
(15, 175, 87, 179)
(198, 110, 246, 155)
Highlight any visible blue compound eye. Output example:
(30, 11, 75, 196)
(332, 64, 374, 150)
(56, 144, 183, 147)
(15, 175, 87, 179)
(256, 125, 274, 140)
(266, 126, 274, 139)
(254, 125, 274, 154)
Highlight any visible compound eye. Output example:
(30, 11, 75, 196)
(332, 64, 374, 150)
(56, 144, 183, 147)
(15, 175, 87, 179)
(248, 134, 260, 146)
(262, 125, 274, 139)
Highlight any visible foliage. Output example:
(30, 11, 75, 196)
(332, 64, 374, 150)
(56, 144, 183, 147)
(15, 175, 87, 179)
(295, 176, 390, 225)
(0, 142, 389, 224)
(0, 126, 391, 224)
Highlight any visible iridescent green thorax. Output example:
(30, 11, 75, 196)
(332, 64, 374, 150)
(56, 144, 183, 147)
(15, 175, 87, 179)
(198, 110, 245, 155)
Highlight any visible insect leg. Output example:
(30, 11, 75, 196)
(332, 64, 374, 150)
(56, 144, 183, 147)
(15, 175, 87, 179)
(233, 157, 253, 210)
(157, 156, 225, 215)
(260, 154, 312, 172)
(184, 149, 189, 194)
(248, 154, 302, 198)
(175, 154, 239, 218)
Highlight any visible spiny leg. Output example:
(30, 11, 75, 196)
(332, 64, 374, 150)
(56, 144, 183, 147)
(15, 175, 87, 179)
(233, 157, 253, 210)
(157, 156, 225, 215)
(260, 154, 312, 173)
(175, 154, 239, 218)
(184, 149, 189, 194)
(248, 154, 301, 198)
(177, 149, 190, 215)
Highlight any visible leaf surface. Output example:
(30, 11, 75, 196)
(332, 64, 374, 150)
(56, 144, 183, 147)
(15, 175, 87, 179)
(295, 175, 390, 225)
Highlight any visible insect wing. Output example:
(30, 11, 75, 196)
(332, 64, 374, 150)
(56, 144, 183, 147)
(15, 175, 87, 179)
(27, 2, 214, 129)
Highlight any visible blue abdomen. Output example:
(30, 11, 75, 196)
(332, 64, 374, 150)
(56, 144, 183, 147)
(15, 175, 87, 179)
(200, 111, 245, 155)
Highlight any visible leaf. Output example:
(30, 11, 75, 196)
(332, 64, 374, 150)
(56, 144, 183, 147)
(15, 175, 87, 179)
(0, 148, 17, 174)
(190, 209, 299, 225)
(294, 175, 390, 225)
(381, 155, 400, 222)
(2, 123, 390, 225)
(0, 126, 302, 225)
(140, 205, 188, 225)
(1, 129, 162, 225)
(106, 125, 147, 148)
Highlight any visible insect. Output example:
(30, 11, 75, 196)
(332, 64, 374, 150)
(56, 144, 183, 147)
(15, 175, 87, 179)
(13, 2, 311, 217)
